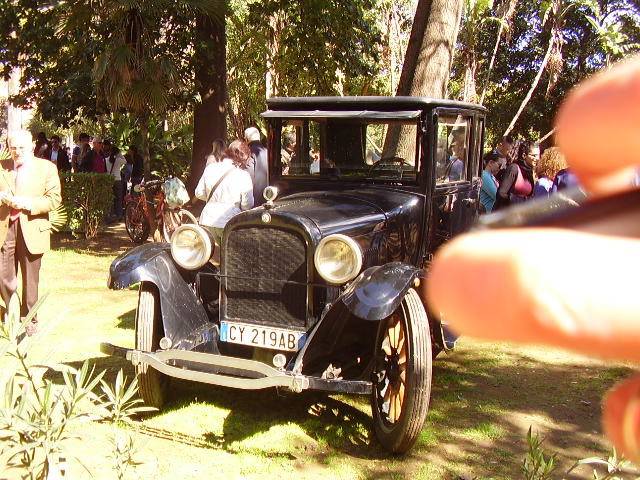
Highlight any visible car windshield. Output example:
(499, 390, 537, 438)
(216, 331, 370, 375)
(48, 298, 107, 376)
(275, 117, 421, 182)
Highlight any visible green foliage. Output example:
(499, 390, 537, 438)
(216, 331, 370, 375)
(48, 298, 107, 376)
(451, 0, 640, 143)
(99, 370, 156, 424)
(569, 449, 640, 479)
(60, 173, 114, 239)
(522, 427, 558, 480)
(0, 293, 147, 479)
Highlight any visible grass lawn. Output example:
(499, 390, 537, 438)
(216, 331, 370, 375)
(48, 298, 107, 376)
(5, 226, 638, 479)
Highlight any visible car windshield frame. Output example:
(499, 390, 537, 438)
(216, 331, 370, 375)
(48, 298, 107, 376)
(267, 112, 425, 186)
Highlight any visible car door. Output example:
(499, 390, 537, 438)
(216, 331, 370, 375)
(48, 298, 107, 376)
(429, 110, 481, 252)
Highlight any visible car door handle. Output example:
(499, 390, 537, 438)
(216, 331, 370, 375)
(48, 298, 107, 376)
(462, 198, 476, 207)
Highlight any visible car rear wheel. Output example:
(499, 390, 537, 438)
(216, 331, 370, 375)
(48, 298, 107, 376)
(371, 288, 432, 454)
(135, 282, 168, 410)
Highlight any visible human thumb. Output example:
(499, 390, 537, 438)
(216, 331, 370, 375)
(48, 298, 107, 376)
(603, 375, 640, 464)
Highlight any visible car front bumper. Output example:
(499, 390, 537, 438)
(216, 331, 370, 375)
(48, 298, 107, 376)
(100, 342, 372, 395)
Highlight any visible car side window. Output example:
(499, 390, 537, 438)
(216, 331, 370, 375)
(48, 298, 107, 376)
(435, 115, 470, 184)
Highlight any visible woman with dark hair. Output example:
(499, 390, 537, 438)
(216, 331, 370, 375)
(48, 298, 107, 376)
(494, 140, 538, 210)
(195, 139, 254, 245)
(480, 151, 502, 212)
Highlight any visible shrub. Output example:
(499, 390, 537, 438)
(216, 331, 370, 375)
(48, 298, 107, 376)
(0, 293, 148, 479)
(60, 172, 114, 239)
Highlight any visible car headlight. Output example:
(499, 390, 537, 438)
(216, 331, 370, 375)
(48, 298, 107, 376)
(170, 224, 214, 270)
(314, 234, 363, 285)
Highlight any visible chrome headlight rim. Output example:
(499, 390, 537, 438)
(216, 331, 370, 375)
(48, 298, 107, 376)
(314, 234, 363, 285)
(170, 224, 214, 270)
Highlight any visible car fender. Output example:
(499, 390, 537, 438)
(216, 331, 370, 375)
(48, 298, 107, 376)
(292, 263, 422, 377)
(109, 243, 216, 352)
(340, 262, 422, 321)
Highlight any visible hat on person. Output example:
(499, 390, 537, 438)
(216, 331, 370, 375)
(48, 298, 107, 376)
(244, 127, 261, 143)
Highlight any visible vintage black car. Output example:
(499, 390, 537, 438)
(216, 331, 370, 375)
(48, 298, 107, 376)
(101, 96, 486, 454)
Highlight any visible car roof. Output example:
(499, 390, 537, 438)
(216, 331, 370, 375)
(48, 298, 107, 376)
(265, 96, 486, 113)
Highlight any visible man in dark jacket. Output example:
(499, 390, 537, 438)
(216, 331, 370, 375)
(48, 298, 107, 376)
(44, 135, 71, 172)
(244, 127, 268, 206)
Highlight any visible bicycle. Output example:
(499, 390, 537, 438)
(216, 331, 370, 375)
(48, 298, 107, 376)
(124, 179, 197, 243)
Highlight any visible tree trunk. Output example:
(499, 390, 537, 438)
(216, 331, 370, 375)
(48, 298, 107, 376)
(462, 55, 478, 102)
(503, 31, 554, 137)
(479, 20, 505, 105)
(140, 114, 151, 180)
(383, 0, 464, 159)
(188, 13, 227, 194)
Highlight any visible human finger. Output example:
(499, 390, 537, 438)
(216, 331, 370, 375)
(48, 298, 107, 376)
(556, 55, 640, 192)
(426, 228, 640, 363)
(603, 376, 640, 463)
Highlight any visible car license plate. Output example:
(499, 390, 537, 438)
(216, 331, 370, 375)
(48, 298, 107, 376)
(220, 321, 306, 352)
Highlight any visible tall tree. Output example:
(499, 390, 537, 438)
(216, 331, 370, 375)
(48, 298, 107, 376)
(189, 11, 227, 193)
(384, 0, 464, 158)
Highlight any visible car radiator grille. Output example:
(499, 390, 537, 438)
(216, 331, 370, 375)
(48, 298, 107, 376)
(223, 227, 308, 330)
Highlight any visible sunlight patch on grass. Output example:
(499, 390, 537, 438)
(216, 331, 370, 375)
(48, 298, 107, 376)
(461, 421, 505, 441)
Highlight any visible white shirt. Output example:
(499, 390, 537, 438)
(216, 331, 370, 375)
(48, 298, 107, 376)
(106, 153, 127, 180)
(195, 158, 254, 228)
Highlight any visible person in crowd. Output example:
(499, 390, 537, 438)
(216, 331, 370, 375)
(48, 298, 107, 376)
(494, 135, 515, 164)
(493, 140, 538, 210)
(244, 127, 268, 207)
(78, 136, 106, 173)
(103, 139, 128, 221)
(33, 132, 49, 158)
(533, 146, 568, 197)
(551, 166, 581, 192)
(447, 138, 465, 181)
(44, 135, 71, 172)
(195, 139, 254, 247)
(0, 130, 62, 334)
(281, 132, 296, 175)
(71, 133, 90, 172)
(480, 151, 502, 213)
(427, 56, 640, 464)
(206, 139, 226, 166)
(127, 146, 144, 188)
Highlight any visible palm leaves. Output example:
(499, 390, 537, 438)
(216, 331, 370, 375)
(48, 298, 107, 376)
(48, 204, 68, 232)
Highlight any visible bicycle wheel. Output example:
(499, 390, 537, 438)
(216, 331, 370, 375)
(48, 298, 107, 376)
(125, 201, 151, 243)
(162, 209, 197, 242)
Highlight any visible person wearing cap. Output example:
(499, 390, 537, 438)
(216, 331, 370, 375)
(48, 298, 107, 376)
(244, 126, 268, 207)
(0, 129, 62, 334)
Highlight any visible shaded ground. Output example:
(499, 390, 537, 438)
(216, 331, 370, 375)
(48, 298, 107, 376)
(4, 228, 638, 479)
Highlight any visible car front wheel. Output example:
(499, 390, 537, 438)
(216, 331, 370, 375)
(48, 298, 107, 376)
(371, 288, 432, 454)
(135, 282, 168, 409)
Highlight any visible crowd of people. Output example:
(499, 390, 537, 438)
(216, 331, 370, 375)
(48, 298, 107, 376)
(480, 135, 579, 213)
(30, 131, 146, 222)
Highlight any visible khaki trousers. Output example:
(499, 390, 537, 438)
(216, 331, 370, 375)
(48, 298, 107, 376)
(0, 220, 43, 319)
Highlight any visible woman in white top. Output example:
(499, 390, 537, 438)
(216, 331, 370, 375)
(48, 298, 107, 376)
(195, 139, 254, 245)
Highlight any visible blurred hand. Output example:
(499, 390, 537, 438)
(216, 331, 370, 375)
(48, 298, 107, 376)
(7, 196, 33, 212)
(427, 56, 640, 462)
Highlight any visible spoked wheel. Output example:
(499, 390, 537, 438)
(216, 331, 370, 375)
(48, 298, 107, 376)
(371, 288, 432, 454)
(125, 202, 150, 243)
(135, 282, 168, 409)
(161, 209, 197, 242)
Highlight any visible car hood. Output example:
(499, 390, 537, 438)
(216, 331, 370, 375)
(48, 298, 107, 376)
(268, 188, 423, 236)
